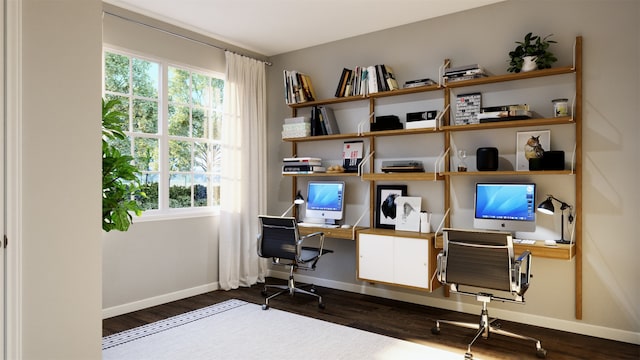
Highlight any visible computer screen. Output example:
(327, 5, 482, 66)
(304, 181, 345, 225)
(474, 182, 536, 232)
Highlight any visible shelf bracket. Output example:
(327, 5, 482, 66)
(436, 104, 450, 130)
(571, 143, 576, 174)
(434, 208, 451, 237)
(438, 60, 450, 87)
(358, 150, 374, 178)
(352, 208, 369, 238)
(434, 147, 449, 178)
(358, 113, 374, 135)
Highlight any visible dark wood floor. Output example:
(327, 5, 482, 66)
(103, 278, 639, 360)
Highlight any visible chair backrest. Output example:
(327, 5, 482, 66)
(258, 215, 300, 260)
(442, 228, 515, 292)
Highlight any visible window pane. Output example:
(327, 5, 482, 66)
(168, 67, 190, 104)
(212, 77, 224, 110)
(193, 142, 212, 173)
(132, 58, 159, 98)
(104, 52, 130, 94)
(193, 174, 209, 207)
(169, 140, 192, 172)
(134, 137, 159, 171)
(192, 73, 210, 107)
(210, 111, 222, 140)
(192, 108, 205, 138)
(138, 173, 159, 210)
(210, 143, 222, 172)
(169, 174, 191, 208)
(132, 99, 158, 133)
(168, 104, 190, 137)
(104, 94, 130, 132)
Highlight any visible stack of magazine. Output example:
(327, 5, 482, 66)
(443, 64, 490, 82)
(282, 157, 325, 174)
(478, 104, 532, 123)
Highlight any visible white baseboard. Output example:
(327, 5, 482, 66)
(102, 282, 220, 319)
(268, 270, 640, 345)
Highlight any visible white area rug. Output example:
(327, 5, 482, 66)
(103, 299, 465, 360)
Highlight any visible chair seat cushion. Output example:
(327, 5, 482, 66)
(300, 247, 333, 262)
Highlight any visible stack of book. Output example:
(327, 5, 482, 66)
(403, 78, 437, 89)
(478, 104, 532, 123)
(443, 64, 490, 82)
(282, 116, 311, 139)
(335, 64, 399, 97)
(282, 157, 325, 174)
(283, 70, 317, 104)
(310, 106, 340, 136)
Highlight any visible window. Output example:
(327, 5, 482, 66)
(103, 49, 223, 214)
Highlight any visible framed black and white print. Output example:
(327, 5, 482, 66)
(375, 185, 408, 229)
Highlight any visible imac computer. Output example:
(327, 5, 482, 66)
(474, 182, 536, 232)
(303, 181, 345, 226)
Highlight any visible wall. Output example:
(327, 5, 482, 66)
(18, 0, 102, 358)
(101, 7, 225, 317)
(266, 0, 640, 343)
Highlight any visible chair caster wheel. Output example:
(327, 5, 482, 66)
(464, 352, 473, 359)
(318, 302, 325, 309)
(536, 348, 547, 358)
(261, 304, 269, 310)
(431, 327, 440, 335)
(310, 287, 316, 293)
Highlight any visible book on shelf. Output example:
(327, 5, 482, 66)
(282, 165, 326, 173)
(334, 68, 352, 97)
(443, 64, 491, 82)
(283, 70, 317, 104)
(342, 140, 364, 172)
(383, 65, 399, 91)
(283, 157, 322, 167)
(319, 106, 340, 135)
(403, 78, 437, 88)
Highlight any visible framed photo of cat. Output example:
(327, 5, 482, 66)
(516, 130, 551, 171)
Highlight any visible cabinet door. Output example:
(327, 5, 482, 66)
(357, 234, 394, 283)
(394, 237, 430, 289)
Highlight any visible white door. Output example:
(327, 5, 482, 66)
(357, 233, 394, 283)
(0, 0, 6, 355)
(394, 237, 430, 289)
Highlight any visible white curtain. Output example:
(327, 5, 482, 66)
(218, 52, 267, 290)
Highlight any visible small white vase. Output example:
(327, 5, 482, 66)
(521, 56, 538, 72)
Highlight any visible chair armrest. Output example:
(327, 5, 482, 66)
(299, 231, 326, 255)
(513, 250, 532, 295)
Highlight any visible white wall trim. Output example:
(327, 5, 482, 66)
(268, 270, 640, 345)
(102, 282, 220, 319)
(4, 0, 23, 358)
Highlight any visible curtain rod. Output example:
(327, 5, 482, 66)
(103, 10, 272, 66)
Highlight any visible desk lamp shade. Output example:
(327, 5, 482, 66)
(537, 196, 555, 215)
(281, 191, 305, 217)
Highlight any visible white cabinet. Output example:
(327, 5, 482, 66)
(357, 232, 431, 290)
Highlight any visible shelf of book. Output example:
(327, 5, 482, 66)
(282, 172, 361, 177)
(442, 170, 574, 177)
(441, 116, 575, 131)
(444, 66, 576, 88)
(362, 172, 444, 181)
(282, 132, 363, 142)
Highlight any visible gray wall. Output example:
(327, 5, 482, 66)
(101, 8, 224, 314)
(97, 0, 639, 345)
(19, 0, 102, 358)
(266, 0, 640, 342)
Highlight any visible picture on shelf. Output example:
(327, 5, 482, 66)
(394, 196, 422, 232)
(516, 130, 550, 171)
(375, 185, 407, 229)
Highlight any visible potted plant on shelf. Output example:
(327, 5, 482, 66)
(102, 98, 145, 232)
(508, 32, 558, 73)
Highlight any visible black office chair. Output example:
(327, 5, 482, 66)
(431, 228, 547, 359)
(257, 215, 333, 310)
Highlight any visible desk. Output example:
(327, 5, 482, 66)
(434, 236, 576, 260)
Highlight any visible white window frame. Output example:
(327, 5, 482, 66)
(103, 46, 224, 220)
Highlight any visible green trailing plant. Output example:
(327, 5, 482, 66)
(102, 98, 145, 231)
(508, 32, 558, 73)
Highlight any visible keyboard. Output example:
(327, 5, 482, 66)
(513, 238, 536, 245)
(298, 223, 339, 228)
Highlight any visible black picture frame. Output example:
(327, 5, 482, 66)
(375, 185, 408, 229)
